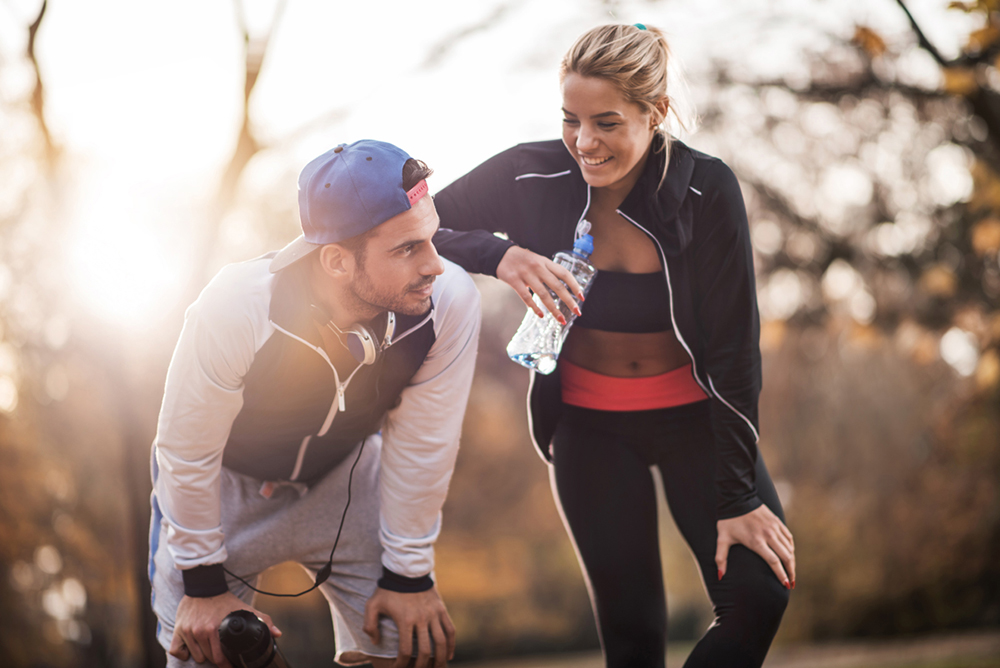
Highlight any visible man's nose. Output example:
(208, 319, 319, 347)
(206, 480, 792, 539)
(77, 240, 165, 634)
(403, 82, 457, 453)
(423, 243, 446, 277)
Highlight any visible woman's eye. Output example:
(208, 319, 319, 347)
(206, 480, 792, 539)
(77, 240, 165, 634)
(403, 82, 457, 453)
(598, 122, 619, 129)
(562, 118, 579, 125)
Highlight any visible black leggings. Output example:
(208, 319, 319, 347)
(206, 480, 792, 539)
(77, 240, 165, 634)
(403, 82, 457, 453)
(551, 400, 789, 668)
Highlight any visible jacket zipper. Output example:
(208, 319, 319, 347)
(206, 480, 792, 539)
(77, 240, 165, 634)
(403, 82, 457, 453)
(269, 308, 437, 478)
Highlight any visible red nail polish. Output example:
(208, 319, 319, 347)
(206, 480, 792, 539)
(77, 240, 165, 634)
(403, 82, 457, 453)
(791, 580, 796, 589)
(718, 569, 723, 581)
(784, 580, 790, 589)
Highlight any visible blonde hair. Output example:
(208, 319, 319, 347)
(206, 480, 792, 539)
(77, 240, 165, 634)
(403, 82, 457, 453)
(560, 24, 697, 182)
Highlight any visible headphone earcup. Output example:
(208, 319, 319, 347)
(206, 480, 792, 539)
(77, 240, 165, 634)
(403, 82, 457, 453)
(346, 325, 379, 365)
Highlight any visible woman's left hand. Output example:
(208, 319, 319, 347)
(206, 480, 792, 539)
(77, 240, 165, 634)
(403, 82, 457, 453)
(716, 504, 795, 589)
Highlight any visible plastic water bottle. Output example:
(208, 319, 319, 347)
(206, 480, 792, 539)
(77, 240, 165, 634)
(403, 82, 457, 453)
(506, 233, 598, 374)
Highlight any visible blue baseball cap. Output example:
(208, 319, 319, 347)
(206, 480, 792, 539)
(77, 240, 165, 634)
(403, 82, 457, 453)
(269, 139, 430, 272)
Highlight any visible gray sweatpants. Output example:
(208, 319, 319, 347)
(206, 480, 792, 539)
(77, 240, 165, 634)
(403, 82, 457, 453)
(149, 435, 399, 666)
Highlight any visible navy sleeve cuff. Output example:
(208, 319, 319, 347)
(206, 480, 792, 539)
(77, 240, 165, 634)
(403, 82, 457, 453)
(377, 567, 434, 593)
(182, 563, 229, 598)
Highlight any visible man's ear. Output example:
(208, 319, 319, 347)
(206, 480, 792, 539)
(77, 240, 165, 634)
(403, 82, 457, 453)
(317, 244, 352, 279)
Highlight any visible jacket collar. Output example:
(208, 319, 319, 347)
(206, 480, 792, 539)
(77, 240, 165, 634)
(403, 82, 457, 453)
(617, 134, 696, 256)
(270, 260, 324, 347)
(269, 258, 425, 348)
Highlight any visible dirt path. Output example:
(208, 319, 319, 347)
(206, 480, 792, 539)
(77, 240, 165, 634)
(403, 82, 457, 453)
(453, 630, 1000, 668)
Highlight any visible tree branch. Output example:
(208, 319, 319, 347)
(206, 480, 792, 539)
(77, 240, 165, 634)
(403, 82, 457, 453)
(26, 0, 56, 170)
(420, 2, 515, 69)
(895, 0, 949, 67)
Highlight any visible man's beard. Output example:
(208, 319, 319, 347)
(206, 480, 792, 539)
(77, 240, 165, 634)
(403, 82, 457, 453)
(348, 263, 435, 317)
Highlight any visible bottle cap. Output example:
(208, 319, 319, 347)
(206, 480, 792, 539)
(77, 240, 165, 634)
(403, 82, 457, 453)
(573, 234, 594, 257)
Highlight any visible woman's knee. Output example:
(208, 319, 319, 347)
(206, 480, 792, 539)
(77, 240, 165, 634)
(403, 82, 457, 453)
(710, 548, 790, 630)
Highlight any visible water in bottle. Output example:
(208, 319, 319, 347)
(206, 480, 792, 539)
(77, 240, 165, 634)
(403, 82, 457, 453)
(507, 232, 598, 374)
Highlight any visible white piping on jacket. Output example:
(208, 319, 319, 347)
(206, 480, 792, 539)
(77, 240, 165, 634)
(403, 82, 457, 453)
(515, 170, 572, 181)
(575, 185, 592, 239)
(616, 209, 759, 441)
(707, 375, 760, 443)
(615, 209, 709, 396)
(269, 309, 436, 475)
(289, 435, 311, 481)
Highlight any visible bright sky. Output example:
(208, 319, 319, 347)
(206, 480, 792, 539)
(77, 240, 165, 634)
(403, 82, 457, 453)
(0, 0, 979, 330)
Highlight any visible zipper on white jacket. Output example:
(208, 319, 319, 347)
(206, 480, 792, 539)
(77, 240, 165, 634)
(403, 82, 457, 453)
(268, 308, 437, 472)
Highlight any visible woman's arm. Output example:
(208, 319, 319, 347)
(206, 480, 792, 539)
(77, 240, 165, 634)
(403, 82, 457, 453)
(693, 160, 795, 588)
(432, 148, 582, 317)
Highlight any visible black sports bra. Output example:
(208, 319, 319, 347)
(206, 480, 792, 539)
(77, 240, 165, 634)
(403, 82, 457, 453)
(573, 270, 672, 334)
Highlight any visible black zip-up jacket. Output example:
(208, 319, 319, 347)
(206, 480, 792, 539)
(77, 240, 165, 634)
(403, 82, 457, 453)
(432, 136, 763, 519)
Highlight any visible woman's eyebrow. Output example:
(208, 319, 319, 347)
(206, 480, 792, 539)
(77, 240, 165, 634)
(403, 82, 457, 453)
(560, 108, 624, 119)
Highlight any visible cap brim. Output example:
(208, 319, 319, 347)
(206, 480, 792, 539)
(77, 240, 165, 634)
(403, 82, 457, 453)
(269, 235, 322, 273)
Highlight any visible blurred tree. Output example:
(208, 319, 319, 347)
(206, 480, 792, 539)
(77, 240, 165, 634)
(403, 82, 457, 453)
(686, 0, 1000, 641)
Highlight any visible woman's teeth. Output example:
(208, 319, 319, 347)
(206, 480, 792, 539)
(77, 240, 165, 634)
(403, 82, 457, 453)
(581, 155, 611, 166)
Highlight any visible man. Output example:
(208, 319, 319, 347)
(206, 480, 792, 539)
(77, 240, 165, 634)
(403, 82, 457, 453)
(148, 140, 481, 668)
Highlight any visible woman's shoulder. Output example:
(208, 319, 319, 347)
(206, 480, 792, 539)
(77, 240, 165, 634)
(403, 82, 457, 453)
(679, 141, 740, 196)
(499, 139, 578, 178)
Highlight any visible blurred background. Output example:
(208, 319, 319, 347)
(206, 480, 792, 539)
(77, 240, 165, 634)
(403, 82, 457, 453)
(1, 0, 999, 666)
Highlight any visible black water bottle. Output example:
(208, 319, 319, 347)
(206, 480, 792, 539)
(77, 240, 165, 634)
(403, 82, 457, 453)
(218, 609, 291, 668)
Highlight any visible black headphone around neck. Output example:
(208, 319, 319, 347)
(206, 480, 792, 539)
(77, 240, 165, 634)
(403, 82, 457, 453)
(309, 304, 396, 365)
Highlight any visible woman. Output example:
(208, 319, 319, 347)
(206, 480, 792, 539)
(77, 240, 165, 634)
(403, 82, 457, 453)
(433, 24, 793, 668)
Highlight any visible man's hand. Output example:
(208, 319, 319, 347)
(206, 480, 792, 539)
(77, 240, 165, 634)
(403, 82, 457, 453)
(716, 504, 796, 589)
(363, 586, 456, 668)
(496, 246, 584, 324)
(169, 592, 281, 667)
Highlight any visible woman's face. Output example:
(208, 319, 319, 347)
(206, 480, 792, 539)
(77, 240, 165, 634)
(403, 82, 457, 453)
(561, 73, 657, 193)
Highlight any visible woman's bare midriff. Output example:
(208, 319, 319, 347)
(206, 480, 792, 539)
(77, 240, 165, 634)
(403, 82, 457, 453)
(561, 326, 691, 378)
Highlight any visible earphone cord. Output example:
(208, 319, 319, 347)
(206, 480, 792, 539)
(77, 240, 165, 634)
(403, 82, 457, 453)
(223, 436, 367, 598)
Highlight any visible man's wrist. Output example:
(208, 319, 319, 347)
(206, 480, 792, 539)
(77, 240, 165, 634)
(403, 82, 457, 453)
(377, 566, 434, 593)
(182, 563, 229, 598)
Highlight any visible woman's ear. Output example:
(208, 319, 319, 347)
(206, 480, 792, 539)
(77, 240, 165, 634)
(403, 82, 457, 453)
(653, 96, 670, 129)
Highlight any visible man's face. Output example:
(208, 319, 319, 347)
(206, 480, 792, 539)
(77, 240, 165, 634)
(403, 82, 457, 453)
(347, 194, 445, 317)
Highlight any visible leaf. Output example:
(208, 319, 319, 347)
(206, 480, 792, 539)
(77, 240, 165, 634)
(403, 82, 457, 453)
(919, 264, 958, 297)
(971, 218, 1000, 255)
(967, 25, 1000, 52)
(970, 160, 1000, 212)
(947, 1, 977, 12)
(943, 67, 979, 95)
(976, 349, 1000, 390)
(853, 25, 887, 58)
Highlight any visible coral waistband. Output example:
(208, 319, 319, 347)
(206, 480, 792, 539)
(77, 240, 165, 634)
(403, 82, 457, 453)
(560, 360, 708, 412)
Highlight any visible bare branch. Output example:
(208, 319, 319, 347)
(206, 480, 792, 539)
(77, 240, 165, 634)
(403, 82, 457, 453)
(26, 0, 57, 170)
(192, 0, 288, 289)
(895, 0, 949, 67)
(420, 2, 514, 69)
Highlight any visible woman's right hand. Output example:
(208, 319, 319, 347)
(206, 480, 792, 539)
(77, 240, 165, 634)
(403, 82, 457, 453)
(496, 246, 584, 324)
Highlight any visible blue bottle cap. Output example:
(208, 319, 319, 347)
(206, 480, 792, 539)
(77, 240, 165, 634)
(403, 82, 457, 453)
(574, 234, 594, 256)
